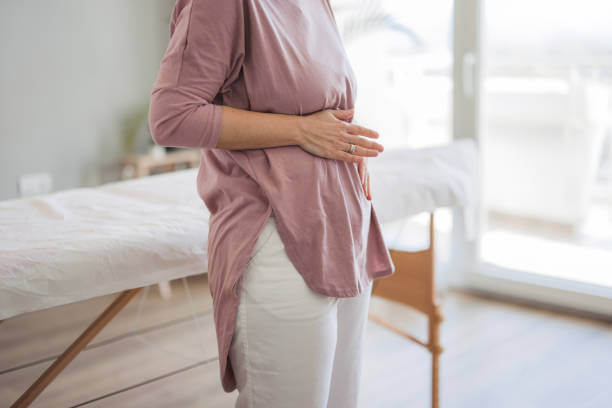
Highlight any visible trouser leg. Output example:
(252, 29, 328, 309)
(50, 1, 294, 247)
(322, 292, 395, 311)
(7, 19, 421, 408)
(229, 217, 339, 408)
(326, 280, 373, 408)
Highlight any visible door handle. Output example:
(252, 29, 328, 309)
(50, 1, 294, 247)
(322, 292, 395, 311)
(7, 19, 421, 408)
(462, 52, 476, 99)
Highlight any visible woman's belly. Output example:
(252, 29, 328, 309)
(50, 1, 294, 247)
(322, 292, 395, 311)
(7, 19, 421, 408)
(248, 145, 368, 210)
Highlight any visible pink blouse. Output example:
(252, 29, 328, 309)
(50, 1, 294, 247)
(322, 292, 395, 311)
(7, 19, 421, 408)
(149, 0, 394, 392)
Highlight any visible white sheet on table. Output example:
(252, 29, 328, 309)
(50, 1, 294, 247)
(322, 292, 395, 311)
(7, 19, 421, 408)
(0, 171, 210, 319)
(370, 138, 479, 242)
(0, 139, 478, 319)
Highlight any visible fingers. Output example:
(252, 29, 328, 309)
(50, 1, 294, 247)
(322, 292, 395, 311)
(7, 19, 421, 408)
(334, 139, 379, 158)
(346, 123, 379, 140)
(352, 144, 380, 157)
(359, 158, 371, 200)
(322, 142, 375, 164)
(358, 157, 365, 185)
(360, 160, 367, 195)
(341, 132, 384, 152)
(329, 108, 354, 121)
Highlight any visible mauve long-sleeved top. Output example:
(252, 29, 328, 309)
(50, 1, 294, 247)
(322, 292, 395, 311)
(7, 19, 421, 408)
(148, 0, 395, 392)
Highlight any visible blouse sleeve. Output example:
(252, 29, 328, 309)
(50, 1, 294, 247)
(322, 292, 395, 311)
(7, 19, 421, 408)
(148, 0, 245, 149)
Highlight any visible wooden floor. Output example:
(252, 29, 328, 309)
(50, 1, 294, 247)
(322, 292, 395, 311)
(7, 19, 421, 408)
(1, 275, 611, 408)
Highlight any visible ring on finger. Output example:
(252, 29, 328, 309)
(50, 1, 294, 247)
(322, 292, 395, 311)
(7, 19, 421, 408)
(345, 143, 356, 154)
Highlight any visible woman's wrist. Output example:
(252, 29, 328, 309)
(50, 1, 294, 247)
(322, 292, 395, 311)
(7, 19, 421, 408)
(291, 115, 305, 147)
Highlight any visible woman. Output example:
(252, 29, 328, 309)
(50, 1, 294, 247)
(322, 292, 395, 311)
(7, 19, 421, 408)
(148, 0, 395, 406)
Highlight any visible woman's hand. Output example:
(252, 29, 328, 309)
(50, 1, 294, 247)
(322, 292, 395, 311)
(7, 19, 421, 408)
(358, 157, 372, 200)
(296, 108, 384, 164)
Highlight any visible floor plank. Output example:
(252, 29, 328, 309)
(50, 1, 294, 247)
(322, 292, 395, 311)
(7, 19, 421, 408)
(1, 276, 610, 407)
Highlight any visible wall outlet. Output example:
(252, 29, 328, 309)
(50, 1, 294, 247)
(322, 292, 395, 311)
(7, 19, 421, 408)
(18, 172, 53, 197)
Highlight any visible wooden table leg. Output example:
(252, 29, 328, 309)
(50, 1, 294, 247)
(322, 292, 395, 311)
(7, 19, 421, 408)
(369, 212, 444, 408)
(430, 305, 444, 408)
(10, 287, 143, 408)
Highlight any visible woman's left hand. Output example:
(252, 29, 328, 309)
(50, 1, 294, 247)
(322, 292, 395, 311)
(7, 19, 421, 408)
(357, 157, 371, 201)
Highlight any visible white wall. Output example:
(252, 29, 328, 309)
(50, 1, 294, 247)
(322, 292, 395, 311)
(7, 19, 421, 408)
(0, 0, 175, 200)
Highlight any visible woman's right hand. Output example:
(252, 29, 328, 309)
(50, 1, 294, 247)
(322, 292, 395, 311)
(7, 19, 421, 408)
(295, 109, 384, 163)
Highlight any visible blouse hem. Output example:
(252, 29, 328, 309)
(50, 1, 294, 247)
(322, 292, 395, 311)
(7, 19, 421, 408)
(219, 204, 274, 392)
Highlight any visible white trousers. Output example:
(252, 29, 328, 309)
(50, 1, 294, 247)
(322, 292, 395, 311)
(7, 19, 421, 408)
(229, 215, 373, 408)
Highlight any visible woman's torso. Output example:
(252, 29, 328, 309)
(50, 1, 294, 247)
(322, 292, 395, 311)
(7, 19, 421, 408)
(198, 0, 371, 259)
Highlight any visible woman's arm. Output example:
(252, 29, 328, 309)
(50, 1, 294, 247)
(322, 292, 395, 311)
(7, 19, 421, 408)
(216, 106, 384, 163)
(149, 0, 383, 164)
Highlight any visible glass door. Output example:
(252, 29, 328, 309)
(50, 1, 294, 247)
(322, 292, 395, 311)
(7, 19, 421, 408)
(462, 0, 612, 314)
